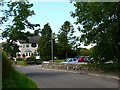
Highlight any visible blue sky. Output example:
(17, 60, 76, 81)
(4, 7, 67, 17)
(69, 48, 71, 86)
(28, 2, 78, 34)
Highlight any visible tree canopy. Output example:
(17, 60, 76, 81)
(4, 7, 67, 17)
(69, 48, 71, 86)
(1, 1, 40, 57)
(71, 2, 120, 63)
(57, 21, 77, 59)
(38, 23, 52, 61)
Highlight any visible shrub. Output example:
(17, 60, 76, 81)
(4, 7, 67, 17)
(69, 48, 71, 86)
(29, 55, 36, 61)
(53, 59, 65, 62)
(16, 58, 24, 61)
(2, 52, 14, 78)
(35, 59, 42, 64)
(25, 55, 36, 65)
(88, 62, 119, 72)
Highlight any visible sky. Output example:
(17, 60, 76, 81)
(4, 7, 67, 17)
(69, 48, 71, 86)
(27, 2, 78, 34)
(0, 1, 93, 49)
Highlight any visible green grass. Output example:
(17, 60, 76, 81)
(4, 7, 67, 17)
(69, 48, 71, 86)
(16, 61, 25, 66)
(3, 70, 38, 89)
(53, 59, 65, 62)
(2, 52, 39, 89)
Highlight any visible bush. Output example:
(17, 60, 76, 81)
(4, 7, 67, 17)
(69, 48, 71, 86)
(35, 59, 42, 65)
(16, 58, 24, 61)
(88, 62, 119, 72)
(53, 59, 65, 62)
(26, 58, 35, 65)
(29, 55, 36, 61)
(25, 55, 36, 65)
(2, 52, 14, 78)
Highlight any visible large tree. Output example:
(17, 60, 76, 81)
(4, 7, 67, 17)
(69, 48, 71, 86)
(38, 23, 52, 61)
(57, 21, 77, 59)
(71, 2, 120, 63)
(1, 1, 40, 57)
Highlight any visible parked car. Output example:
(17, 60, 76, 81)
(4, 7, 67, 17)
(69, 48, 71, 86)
(78, 56, 85, 62)
(60, 58, 78, 64)
(83, 56, 89, 62)
(77, 56, 89, 62)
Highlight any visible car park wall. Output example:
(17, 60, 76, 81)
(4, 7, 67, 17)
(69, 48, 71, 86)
(42, 62, 91, 71)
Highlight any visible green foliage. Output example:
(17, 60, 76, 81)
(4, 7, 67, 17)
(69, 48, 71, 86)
(25, 56, 42, 65)
(3, 70, 38, 88)
(16, 58, 24, 61)
(16, 58, 25, 65)
(2, 51, 38, 88)
(29, 55, 36, 61)
(3, 43, 20, 58)
(1, 1, 40, 57)
(57, 21, 77, 59)
(35, 59, 42, 65)
(88, 63, 119, 72)
(71, 2, 120, 63)
(16, 61, 25, 66)
(80, 48, 90, 56)
(2, 1, 40, 39)
(38, 23, 52, 61)
(91, 43, 115, 63)
(53, 59, 65, 62)
(2, 51, 14, 78)
(25, 55, 36, 64)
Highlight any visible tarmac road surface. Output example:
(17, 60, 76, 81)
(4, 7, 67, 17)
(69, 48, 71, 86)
(15, 65, 118, 88)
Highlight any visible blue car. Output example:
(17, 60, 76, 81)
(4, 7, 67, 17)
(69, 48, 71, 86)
(61, 58, 78, 64)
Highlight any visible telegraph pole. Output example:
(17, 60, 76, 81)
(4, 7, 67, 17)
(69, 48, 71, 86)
(51, 33, 53, 62)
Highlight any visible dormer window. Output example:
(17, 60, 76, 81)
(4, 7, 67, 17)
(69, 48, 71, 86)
(23, 45, 25, 48)
(31, 43, 37, 48)
(26, 44, 29, 47)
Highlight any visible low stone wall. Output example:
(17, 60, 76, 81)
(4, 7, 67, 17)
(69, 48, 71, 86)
(42, 62, 90, 71)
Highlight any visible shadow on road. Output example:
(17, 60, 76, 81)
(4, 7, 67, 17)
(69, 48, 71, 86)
(26, 71, 67, 78)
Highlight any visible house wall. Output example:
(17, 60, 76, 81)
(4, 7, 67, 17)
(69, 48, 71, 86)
(16, 43, 38, 58)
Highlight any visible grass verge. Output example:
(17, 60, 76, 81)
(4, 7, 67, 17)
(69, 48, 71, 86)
(3, 70, 38, 89)
(16, 61, 25, 66)
(53, 59, 65, 62)
(2, 51, 39, 89)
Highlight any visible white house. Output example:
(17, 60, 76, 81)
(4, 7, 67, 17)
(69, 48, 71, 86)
(16, 36, 40, 59)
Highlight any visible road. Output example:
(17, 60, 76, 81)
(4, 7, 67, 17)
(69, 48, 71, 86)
(15, 65, 118, 88)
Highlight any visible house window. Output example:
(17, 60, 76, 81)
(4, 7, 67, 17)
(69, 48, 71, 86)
(31, 43, 37, 48)
(23, 45, 25, 48)
(29, 52, 31, 56)
(17, 54, 21, 57)
(26, 44, 29, 47)
(22, 54, 26, 58)
(26, 52, 28, 56)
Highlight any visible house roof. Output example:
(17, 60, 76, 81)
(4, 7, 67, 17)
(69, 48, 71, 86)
(19, 40, 27, 43)
(29, 36, 40, 44)
(19, 35, 40, 44)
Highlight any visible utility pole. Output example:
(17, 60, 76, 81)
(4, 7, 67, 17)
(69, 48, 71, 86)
(51, 32, 53, 62)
